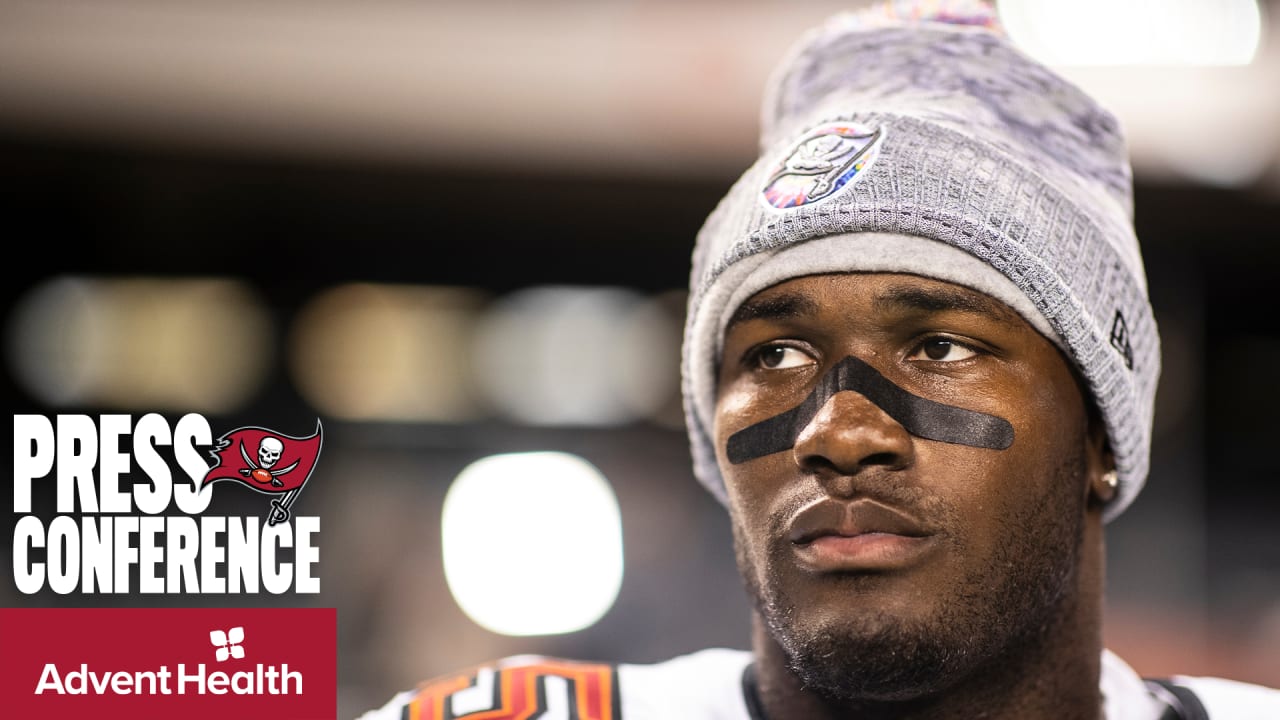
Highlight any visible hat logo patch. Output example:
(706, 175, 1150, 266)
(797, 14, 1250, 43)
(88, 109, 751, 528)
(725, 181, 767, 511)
(761, 123, 884, 210)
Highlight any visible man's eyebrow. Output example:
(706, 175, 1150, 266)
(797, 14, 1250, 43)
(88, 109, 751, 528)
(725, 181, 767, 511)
(873, 284, 1023, 326)
(725, 292, 820, 333)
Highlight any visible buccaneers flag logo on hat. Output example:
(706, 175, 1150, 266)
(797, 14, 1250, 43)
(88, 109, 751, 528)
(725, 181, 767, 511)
(203, 421, 323, 525)
(761, 123, 884, 210)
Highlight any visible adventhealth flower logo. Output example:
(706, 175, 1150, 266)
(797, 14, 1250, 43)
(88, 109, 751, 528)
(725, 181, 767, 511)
(210, 628, 246, 662)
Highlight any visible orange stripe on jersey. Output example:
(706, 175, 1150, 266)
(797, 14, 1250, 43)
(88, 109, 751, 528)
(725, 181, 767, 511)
(408, 672, 472, 720)
(403, 657, 617, 720)
(463, 669, 525, 720)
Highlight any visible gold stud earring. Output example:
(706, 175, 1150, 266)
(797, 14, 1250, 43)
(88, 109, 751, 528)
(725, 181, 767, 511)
(1101, 470, 1118, 491)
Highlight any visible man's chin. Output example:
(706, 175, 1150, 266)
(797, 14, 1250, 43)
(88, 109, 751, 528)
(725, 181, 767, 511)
(771, 608, 973, 703)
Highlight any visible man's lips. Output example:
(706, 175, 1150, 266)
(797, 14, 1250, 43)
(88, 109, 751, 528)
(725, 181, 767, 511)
(788, 499, 930, 543)
(788, 499, 937, 571)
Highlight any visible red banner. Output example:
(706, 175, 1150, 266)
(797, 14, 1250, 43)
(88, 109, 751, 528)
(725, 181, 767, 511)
(0, 607, 336, 719)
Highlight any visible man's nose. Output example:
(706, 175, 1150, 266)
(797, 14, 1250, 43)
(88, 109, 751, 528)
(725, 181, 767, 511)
(792, 390, 915, 484)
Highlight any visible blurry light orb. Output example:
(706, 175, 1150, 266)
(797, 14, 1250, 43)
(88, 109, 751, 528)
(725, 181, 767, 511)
(5, 276, 270, 412)
(441, 452, 624, 636)
(289, 283, 486, 422)
(6, 276, 102, 406)
(474, 285, 680, 426)
(612, 291, 684, 422)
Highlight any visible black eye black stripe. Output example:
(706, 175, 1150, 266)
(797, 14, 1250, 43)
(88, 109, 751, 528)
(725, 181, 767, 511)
(726, 355, 1014, 464)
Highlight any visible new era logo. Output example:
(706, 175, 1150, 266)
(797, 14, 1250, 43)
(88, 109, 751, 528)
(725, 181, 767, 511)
(210, 627, 245, 662)
(1109, 311, 1135, 370)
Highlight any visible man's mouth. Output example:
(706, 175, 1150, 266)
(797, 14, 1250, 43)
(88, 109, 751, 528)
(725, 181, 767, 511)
(788, 499, 937, 572)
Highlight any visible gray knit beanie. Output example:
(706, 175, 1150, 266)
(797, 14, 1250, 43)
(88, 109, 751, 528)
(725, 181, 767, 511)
(681, 1, 1160, 522)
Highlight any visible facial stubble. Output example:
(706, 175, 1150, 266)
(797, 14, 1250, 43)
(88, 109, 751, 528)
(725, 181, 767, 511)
(733, 452, 1088, 705)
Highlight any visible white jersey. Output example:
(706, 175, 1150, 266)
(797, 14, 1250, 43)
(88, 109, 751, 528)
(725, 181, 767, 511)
(355, 647, 1280, 720)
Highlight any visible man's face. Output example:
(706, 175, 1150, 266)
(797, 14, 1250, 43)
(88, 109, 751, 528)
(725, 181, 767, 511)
(713, 272, 1103, 701)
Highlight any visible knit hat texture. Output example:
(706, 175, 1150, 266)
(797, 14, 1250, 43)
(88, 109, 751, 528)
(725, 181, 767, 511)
(681, 0, 1160, 522)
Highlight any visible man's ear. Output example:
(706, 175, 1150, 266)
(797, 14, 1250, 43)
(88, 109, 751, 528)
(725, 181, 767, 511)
(1086, 417, 1117, 508)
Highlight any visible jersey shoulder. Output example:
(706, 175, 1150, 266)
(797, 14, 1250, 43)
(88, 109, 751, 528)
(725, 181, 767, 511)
(1170, 674, 1280, 719)
(617, 647, 753, 720)
(354, 654, 621, 720)
(353, 648, 755, 720)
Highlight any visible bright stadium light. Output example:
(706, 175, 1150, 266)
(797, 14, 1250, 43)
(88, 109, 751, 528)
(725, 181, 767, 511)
(441, 452, 625, 637)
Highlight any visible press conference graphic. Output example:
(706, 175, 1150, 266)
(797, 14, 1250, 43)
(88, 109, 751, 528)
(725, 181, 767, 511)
(7, 413, 336, 717)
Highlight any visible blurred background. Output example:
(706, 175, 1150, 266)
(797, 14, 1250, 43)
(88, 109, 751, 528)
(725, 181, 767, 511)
(1, 1, 1276, 717)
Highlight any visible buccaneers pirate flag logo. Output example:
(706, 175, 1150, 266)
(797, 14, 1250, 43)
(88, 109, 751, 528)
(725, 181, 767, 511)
(203, 421, 323, 525)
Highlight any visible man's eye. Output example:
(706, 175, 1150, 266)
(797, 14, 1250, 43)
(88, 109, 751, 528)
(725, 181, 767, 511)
(910, 338, 977, 362)
(754, 345, 814, 370)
